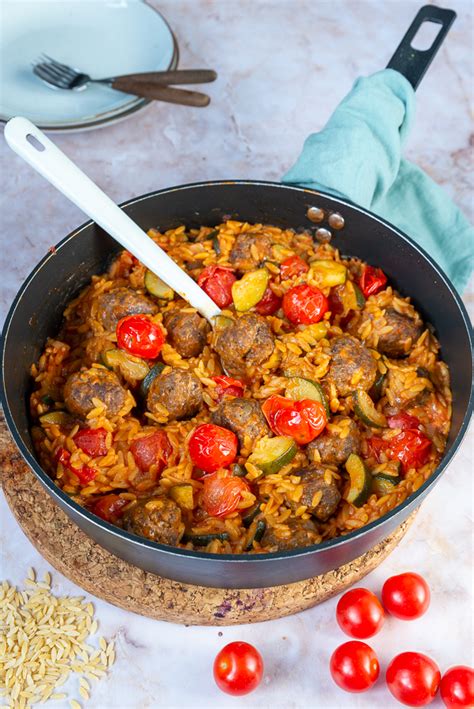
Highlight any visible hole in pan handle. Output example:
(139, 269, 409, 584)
(386, 5, 456, 90)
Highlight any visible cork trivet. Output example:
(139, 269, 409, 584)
(0, 416, 415, 625)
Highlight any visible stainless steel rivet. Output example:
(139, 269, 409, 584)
(315, 227, 332, 243)
(306, 206, 325, 223)
(328, 212, 345, 230)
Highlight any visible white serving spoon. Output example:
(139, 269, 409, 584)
(4, 116, 221, 323)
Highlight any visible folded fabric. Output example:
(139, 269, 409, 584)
(282, 69, 473, 294)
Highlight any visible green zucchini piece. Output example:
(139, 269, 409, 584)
(139, 362, 165, 399)
(102, 349, 150, 381)
(144, 269, 174, 300)
(344, 453, 372, 507)
(248, 436, 297, 475)
(271, 243, 294, 263)
(353, 390, 387, 428)
(231, 463, 247, 478)
(370, 372, 386, 401)
(372, 473, 400, 497)
(353, 282, 366, 309)
(41, 394, 55, 406)
(242, 503, 262, 527)
(169, 484, 194, 510)
(310, 259, 347, 288)
(211, 233, 221, 255)
(182, 532, 230, 546)
(39, 411, 73, 426)
(213, 314, 234, 331)
(245, 519, 267, 551)
(232, 269, 269, 311)
(285, 377, 330, 417)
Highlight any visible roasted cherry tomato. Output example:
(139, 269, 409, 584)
(440, 666, 474, 709)
(189, 423, 238, 473)
(336, 588, 385, 639)
(130, 430, 172, 473)
(214, 641, 264, 696)
(55, 447, 97, 485)
(366, 436, 388, 462)
(359, 265, 388, 298)
(382, 572, 430, 620)
(202, 473, 249, 518)
(282, 284, 328, 325)
(89, 494, 128, 524)
(212, 375, 245, 400)
(116, 315, 165, 359)
(73, 427, 108, 457)
(255, 285, 282, 315)
(330, 641, 380, 693)
(388, 430, 432, 472)
(280, 254, 309, 280)
(387, 413, 421, 430)
(198, 265, 236, 308)
(386, 652, 441, 707)
(262, 394, 327, 445)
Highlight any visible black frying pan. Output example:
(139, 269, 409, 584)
(1, 7, 472, 589)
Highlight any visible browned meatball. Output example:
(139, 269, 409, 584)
(261, 518, 319, 551)
(307, 416, 361, 466)
(377, 309, 423, 358)
(213, 314, 275, 381)
(123, 496, 183, 545)
(164, 310, 210, 358)
(229, 232, 273, 271)
(329, 335, 377, 397)
(147, 368, 203, 420)
(96, 287, 158, 331)
(212, 398, 269, 447)
(64, 367, 128, 417)
(292, 466, 341, 521)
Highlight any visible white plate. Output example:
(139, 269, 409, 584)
(0, 0, 178, 131)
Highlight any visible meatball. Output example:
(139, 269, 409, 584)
(213, 314, 275, 381)
(261, 518, 319, 551)
(64, 367, 128, 417)
(293, 466, 341, 521)
(229, 232, 273, 271)
(147, 368, 203, 420)
(164, 310, 210, 358)
(376, 309, 423, 358)
(123, 496, 183, 546)
(96, 287, 157, 331)
(212, 398, 269, 447)
(307, 416, 361, 466)
(329, 335, 377, 397)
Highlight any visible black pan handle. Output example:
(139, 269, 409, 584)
(387, 5, 456, 90)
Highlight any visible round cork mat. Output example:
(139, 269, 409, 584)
(0, 416, 415, 625)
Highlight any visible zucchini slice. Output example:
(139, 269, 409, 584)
(231, 463, 247, 478)
(285, 377, 330, 417)
(353, 282, 366, 309)
(102, 349, 150, 381)
(245, 519, 267, 551)
(39, 411, 73, 426)
(372, 473, 400, 497)
(353, 390, 387, 428)
(211, 232, 221, 255)
(144, 270, 174, 300)
(242, 502, 262, 527)
(169, 484, 194, 510)
(344, 453, 372, 507)
(248, 436, 297, 475)
(139, 362, 165, 399)
(310, 259, 347, 288)
(232, 269, 269, 312)
(271, 243, 294, 263)
(182, 532, 230, 546)
(213, 314, 234, 331)
(370, 372, 386, 402)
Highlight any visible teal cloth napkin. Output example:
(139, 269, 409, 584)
(282, 69, 473, 294)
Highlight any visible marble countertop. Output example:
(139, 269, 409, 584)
(1, 1, 472, 707)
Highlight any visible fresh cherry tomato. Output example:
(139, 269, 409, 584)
(189, 423, 237, 473)
(382, 572, 430, 620)
(262, 394, 327, 445)
(330, 641, 380, 693)
(214, 641, 264, 696)
(386, 652, 441, 707)
(55, 447, 97, 485)
(336, 588, 385, 639)
(212, 375, 245, 400)
(255, 285, 282, 315)
(73, 427, 108, 457)
(440, 666, 474, 708)
(89, 494, 128, 524)
(197, 265, 236, 308)
(388, 430, 432, 472)
(387, 413, 421, 430)
(280, 254, 309, 280)
(202, 473, 249, 518)
(359, 265, 388, 298)
(130, 430, 172, 473)
(283, 284, 328, 324)
(116, 315, 165, 359)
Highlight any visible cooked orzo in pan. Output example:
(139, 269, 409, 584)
(30, 221, 452, 553)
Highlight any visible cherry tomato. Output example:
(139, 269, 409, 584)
(280, 254, 309, 280)
(55, 447, 97, 485)
(262, 394, 327, 445)
(116, 315, 165, 359)
(386, 652, 440, 707)
(440, 666, 474, 708)
(388, 430, 432, 472)
(330, 641, 380, 693)
(387, 413, 421, 430)
(73, 427, 108, 457)
(255, 285, 282, 315)
(189, 423, 238, 473)
(366, 436, 388, 462)
(336, 588, 385, 639)
(359, 265, 388, 298)
(89, 494, 128, 524)
(198, 265, 236, 308)
(130, 430, 172, 473)
(283, 284, 328, 325)
(382, 572, 430, 620)
(202, 473, 249, 518)
(214, 641, 263, 696)
(212, 375, 245, 400)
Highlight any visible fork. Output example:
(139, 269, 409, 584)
(33, 55, 216, 107)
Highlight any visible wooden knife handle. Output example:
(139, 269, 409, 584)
(111, 79, 210, 107)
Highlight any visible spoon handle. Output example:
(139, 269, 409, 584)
(4, 117, 221, 322)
